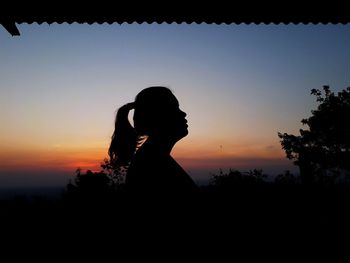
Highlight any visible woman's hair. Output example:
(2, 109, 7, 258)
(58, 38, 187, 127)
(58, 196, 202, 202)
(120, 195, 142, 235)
(108, 86, 173, 166)
(108, 102, 136, 166)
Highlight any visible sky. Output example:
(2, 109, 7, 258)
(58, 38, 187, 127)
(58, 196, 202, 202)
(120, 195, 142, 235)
(1, 23, 350, 188)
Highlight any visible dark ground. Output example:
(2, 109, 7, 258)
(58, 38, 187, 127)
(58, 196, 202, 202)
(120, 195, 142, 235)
(2, 183, 350, 239)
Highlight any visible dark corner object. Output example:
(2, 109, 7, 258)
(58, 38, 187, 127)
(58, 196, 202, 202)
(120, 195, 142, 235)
(0, 21, 20, 36)
(1, 5, 350, 37)
(1, 3, 350, 37)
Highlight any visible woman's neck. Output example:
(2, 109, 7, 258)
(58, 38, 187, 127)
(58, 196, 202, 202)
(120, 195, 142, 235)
(144, 136, 176, 156)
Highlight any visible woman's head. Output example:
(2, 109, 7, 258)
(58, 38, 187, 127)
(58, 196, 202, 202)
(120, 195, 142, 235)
(133, 86, 188, 141)
(109, 86, 188, 165)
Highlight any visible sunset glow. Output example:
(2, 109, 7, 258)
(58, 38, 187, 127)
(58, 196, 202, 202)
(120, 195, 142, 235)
(1, 23, 350, 187)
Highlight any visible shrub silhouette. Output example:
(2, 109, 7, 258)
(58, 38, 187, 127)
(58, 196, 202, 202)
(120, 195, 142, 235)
(208, 169, 269, 201)
(64, 168, 111, 200)
(278, 86, 350, 185)
(274, 170, 298, 185)
(210, 168, 267, 189)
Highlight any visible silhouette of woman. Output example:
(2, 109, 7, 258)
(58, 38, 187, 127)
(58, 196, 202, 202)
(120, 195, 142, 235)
(108, 86, 197, 197)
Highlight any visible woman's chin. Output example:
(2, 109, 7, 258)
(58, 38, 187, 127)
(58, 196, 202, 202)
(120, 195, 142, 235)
(184, 128, 189, 135)
(167, 126, 188, 141)
(180, 128, 189, 138)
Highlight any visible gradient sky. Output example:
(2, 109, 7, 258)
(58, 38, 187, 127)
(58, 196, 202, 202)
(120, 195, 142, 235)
(1, 23, 350, 187)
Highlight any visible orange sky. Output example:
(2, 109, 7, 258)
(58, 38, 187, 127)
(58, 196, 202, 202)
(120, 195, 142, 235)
(6, 23, 350, 186)
(0, 136, 289, 175)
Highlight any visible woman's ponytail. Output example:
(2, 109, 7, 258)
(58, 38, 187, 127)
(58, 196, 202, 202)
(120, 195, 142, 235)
(108, 102, 136, 166)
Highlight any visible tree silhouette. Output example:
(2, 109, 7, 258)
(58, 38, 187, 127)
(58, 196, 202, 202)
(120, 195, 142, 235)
(274, 170, 298, 185)
(64, 168, 112, 200)
(100, 158, 127, 187)
(210, 168, 267, 192)
(63, 157, 128, 205)
(278, 86, 350, 185)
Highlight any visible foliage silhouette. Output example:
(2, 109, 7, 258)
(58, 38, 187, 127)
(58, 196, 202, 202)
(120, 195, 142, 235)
(63, 166, 127, 209)
(278, 86, 350, 185)
(100, 158, 127, 187)
(210, 168, 267, 190)
(274, 170, 299, 185)
(64, 157, 127, 199)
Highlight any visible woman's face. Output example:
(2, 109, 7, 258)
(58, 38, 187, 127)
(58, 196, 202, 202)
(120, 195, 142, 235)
(154, 94, 188, 141)
(135, 90, 188, 141)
